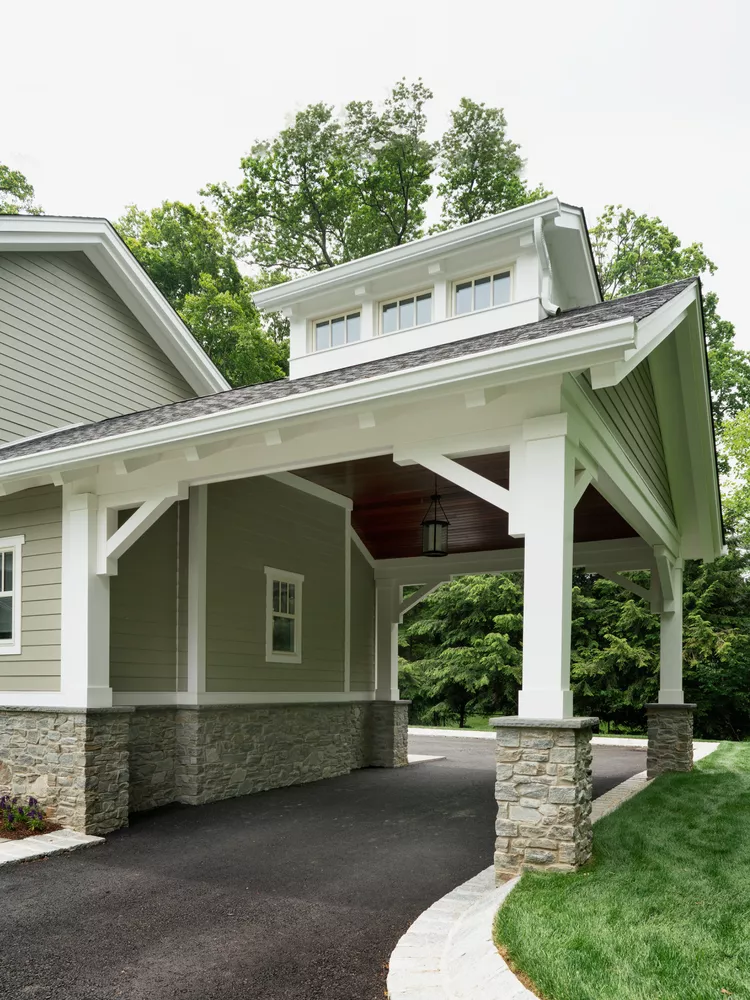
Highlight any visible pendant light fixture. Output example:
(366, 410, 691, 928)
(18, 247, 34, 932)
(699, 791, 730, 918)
(421, 476, 450, 557)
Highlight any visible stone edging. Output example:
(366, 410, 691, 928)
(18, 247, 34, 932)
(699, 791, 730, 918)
(387, 741, 720, 1000)
(0, 829, 104, 869)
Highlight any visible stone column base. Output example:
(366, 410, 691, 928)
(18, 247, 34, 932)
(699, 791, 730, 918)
(646, 703, 695, 779)
(491, 716, 598, 883)
(369, 700, 409, 767)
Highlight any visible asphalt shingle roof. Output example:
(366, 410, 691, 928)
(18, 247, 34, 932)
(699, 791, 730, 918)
(0, 278, 696, 463)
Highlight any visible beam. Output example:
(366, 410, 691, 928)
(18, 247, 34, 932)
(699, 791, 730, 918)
(397, 451, 513, 515)
(587, 566, 652, 604)
(97, 483, 187, 575)
(398, 582, 443, 620)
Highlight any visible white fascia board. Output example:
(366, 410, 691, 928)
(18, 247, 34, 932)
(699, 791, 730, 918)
(555, 204, 602, 304)
(0, 216, 229, 395)
(252, 197, 563, 310)
(0, 315, 636, 484)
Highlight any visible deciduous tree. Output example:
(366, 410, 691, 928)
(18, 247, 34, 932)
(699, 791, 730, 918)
(0, 162, 42, 215)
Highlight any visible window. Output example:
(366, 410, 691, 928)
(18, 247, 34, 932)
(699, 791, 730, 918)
(454, 270, 511, 315)
(381, 292, 432, 334)
(265, 567, 304, 663)
(314, 311, 361, 351)
(0, 535, 24, 655)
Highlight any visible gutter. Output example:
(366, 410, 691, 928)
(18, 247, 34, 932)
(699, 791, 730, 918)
(533, 217, 561, 317)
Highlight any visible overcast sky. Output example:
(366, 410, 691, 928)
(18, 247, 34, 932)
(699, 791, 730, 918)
(5, 0, 749, 341)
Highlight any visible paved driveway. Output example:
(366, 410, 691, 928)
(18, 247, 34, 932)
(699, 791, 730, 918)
(0, 735, 645, 1000)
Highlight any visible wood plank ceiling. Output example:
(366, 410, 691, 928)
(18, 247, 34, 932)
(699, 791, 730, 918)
(296, 453, 637, 560)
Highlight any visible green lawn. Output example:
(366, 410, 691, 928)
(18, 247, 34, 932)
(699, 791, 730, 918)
(495, 742, 750, 1000)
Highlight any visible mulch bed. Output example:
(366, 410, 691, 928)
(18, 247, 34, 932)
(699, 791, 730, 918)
(0, 822, 62, 841)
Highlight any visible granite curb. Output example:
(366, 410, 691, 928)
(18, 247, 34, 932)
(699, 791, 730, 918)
(0, 829, 104, 868)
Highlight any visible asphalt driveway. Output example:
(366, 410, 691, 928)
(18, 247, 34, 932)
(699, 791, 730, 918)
(0, 734, 645, 1000)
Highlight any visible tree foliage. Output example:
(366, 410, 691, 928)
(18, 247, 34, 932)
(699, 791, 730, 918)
(436, 99, 548, 230)
(0, 162, 42, 215)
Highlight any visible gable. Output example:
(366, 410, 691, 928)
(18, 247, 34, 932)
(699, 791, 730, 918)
(577, 360, 673, 518)
(0, 250, 196, 444)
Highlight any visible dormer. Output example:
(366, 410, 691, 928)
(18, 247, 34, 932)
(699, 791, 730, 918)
(253, 197, 601, 380)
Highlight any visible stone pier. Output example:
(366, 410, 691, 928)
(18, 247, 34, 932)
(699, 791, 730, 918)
(491, 716, 598, 883)
(646, 703, 695, 778)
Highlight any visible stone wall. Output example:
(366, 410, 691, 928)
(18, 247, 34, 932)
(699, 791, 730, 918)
(0, 707, 131, 835)
(646, 703, 695, 779)
(0, 700, 407, 833)
(492, 717, 598, 883)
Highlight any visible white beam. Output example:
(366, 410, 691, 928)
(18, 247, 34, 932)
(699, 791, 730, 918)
(573, 468, 593, 506)
(97, 483, 187, 575)
(399, 451, 513, 515)
(398, 582, 443, 620)
(587, 566, 651, 604)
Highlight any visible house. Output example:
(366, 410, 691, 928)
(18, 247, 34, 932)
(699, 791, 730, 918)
(0, 199, 721, 881)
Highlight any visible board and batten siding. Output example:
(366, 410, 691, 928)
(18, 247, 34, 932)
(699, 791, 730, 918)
(349, 540, 375, 692)
(110, 504, 181, 693)
(0, 251, 195, 443)
(205, 478, 347, 693)
(0, 485, 61, 691)
(577, 361, 673, 517)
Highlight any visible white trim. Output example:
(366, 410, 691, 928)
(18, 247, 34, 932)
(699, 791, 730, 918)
(451, 265, 513, 316)
(350, 526, 376, 568)
(264, 566, 304, 664)
(379, 288, 434, 335)
(269, 471, 353, 510)
(0, 534, 25, 655)
(0, 216, 229, 396)
(110, 690, 375, 707)
(344, 509, 351, 692)
(97, 485, 187, 576)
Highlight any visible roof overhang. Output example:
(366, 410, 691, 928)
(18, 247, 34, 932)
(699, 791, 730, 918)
(0, 215, 230, 396)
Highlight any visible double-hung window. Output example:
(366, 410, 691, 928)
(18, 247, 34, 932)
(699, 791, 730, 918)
(314, 311, 361, 351)
(381, 292, 432, 334)
(0, 535, 24, 655)
(265, 567, 303, 664)
(454, 270, 511, 315)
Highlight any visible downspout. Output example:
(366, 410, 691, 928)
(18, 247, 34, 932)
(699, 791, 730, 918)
(533, 216, 561, 316)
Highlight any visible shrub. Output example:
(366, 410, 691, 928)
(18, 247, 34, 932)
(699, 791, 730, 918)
(0, 794, 47, 834)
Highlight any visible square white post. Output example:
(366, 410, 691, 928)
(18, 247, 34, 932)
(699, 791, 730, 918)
(517, 421, 576, 719)
(375, 578, 399, 701)
(60, 490, 112, 707)
(659, 562, 684, 704)
(187, 485, 208, 697)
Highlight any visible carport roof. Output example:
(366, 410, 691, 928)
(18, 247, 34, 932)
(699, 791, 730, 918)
(0, 278, 696, 465)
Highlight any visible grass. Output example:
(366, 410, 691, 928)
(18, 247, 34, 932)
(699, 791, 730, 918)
(494, 742, 750, 1000)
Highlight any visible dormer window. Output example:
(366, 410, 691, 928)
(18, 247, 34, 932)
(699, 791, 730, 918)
(381, 292, 432, 335)
(454, 270, 511, 315)
(314, 311, 361, 351)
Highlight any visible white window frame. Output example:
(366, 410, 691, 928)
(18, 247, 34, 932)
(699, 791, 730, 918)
(0, 534, 25, 656)
(264, 566, 304, 664)
(311, 310, 362, 352)
(452, 266, 514, 316)
(378, 289, 434, 335)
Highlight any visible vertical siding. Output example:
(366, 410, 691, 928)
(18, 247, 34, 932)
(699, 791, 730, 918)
(0, 250, 196, 443)
(205, 478, 346, 692)
(0, 485, 61, 691)
(349, 540, 375, 692)
(578, 361, 673, 516)
(110, 505, 179, 692)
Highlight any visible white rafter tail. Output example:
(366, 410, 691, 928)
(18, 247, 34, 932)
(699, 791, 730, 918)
(190, 437, 241, 462)
(264, 429, 283, 447)
(400, 450, 513, 516)
(398, 581, 443, 621)
(114, 453, 163, 476)
(358, 411, 376, 430)
(573, 468, 594, 506)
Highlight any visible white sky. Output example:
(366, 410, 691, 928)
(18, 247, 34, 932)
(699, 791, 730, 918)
(5, 0, 749, 340)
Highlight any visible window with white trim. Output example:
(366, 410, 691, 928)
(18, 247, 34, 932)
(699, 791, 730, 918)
(454, 270, 511, 315)
(313, 311, 361, 351)
(381, 291, 432, 334)
(265, 567, 304, 663)
(0, 535, 24, 655)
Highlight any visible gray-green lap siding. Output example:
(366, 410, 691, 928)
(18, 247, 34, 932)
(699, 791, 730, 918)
(0, 251, 195, 443)
(205, 478, 347, 692)
(0, 485, 62, 691)
(349, 540, 375, 692)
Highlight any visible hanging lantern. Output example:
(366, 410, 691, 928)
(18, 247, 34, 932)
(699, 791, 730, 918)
(421, 477, 450, 557)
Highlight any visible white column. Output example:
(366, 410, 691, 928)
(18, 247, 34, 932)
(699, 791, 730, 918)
(517, 421, 576, 719)
(187, 485, 208, 698)
(375, 578, 399, 701)
(60, 491, 112, 707)
(659, 562, 684, 704)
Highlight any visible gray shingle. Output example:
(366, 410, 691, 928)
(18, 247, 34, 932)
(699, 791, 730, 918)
(0, 278, 696, 463)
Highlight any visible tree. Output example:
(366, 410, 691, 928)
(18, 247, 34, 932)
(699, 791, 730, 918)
(590, 205, 716, 300)
(205, 80, 437, 274)
(436, 99, 548, 230)
(0, 162, 42, 215)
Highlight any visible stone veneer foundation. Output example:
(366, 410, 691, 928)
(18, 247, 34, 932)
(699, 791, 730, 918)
(0, 700, 408, 834)
(491, 716, 598, 883)
(646, 703, 695, 779)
